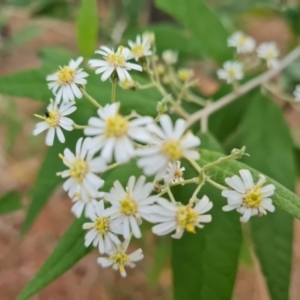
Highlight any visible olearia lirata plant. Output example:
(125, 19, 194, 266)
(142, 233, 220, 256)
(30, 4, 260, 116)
(32, 31, 300, 277)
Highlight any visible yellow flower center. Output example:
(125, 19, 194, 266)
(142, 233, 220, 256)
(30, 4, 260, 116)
(45, 109, 60, 127)
(174, 168, 184, 180)
(120, 194, 137, 215)
(94, 217, 110, 235)
(105, 114, 128, 137)
(177, 205, 199, 233)
(244, 186, 263, 208)
(238, 35, 247, 46)
(266, 51, 276, 60)
(131, 45, 145, 57)
(227, 69, 236, 77)
(69, 159, 88, 184)
(161, 140, 183, 160)
(58, 66, 75, 85)
(106, 46, 126, 67)
(110, 251, 130, 273)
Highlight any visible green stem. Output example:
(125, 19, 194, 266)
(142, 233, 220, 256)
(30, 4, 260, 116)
(81, 89, 102, 108)
(166, 187, 176, 203)
(206, 178, 227, 191)
(111, 78, 117, 103)
(186, 158, 202, 174)
(72, 123, 87, 129)
(203, 147, 246, 172)
(190, 182, 204, 204)
(106, 162, 120, 171)
(136, 82, 155, 90)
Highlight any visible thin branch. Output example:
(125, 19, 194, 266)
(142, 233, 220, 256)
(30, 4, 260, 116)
(186, 45, 300, 128)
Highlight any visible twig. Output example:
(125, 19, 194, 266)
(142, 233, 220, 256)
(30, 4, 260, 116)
(186, 45, 300, 128)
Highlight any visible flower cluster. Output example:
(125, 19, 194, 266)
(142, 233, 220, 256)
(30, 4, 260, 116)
(32, 32, 278, 278)
(217, 31, 280, 85)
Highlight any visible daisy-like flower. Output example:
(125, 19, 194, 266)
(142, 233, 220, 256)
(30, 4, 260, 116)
(83, 200, 121, 254)
(217, 61, 244, 84)
(293, 85, 300, 102)
(89, 45, 142, 82)
(151, 195, 213, 239)
(71, 186, 104, 218)
(46, 57, 88, 104)
(256, 42, 279, 69)
(222, 169, 275, 223)
(128, 35, 152, 61)
(97, 239, 144, 277)
(136, 114, 200, 180)
(164, 161, 185, 184)
(84, 102, 153, 163)
(104, 176, 158, 239)
(57, 138, 107, 201)
(33, 100, 76, 146)
(162, 50, 178, 65)
(227, 31, 256, 53)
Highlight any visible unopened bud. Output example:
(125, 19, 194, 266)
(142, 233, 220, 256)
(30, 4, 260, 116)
(178, 68, 194, 82)
(142, 31, 155, 46)
(162, 50, 178, 65)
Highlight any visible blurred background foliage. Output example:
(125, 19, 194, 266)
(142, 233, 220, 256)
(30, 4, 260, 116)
(0, 0, 300, 299)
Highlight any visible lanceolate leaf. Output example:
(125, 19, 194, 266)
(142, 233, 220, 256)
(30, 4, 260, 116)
(77, 0, 98, 58)
(172, 132, 242, 300)
(155, 0, 232, 63)
(18, 161, 143, 299)
(0, 191, 22, 214)
(240, 94, 295, 300)
(18, 217, 89, 300)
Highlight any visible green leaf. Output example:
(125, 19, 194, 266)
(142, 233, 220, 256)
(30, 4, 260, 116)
(155, 0, 233, 63)
(32, 0, 72, 20)
(172, 132, 242, 300)
(0, 191, 22, 214)
(239, 94, 294, 300)
(284, 6, 300, 36)
(77, 0, 98, 58)
(18, 160, 143, 298)
(8, 25, 42, 49)
(18, 217, 90, 300)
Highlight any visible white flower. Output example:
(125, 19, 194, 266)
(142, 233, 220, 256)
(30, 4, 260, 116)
(136, 114, 200, 180)
(222, 169, 275, 223)
(84, 102, 153, 163)
(71, 186, 104, 218)
(162, 50, 178, 65)
(128, 34, 152, 61)
(151, 195, 213, 239)
(89, 45, 142, 82)
(164, 161, 185, 184)
(46, 57, 88, 104)
(83, 200, 121, 254)
(33, 100, 76, 146)
(257, 42, 279, 69)
(227, 31, 256, 53)
(97, 239, 144, 277)
(57, 138, 107, 201)
(104, 176, 158, 239)
(217, 61, 244, 84)
(293, 85, 300, 102)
